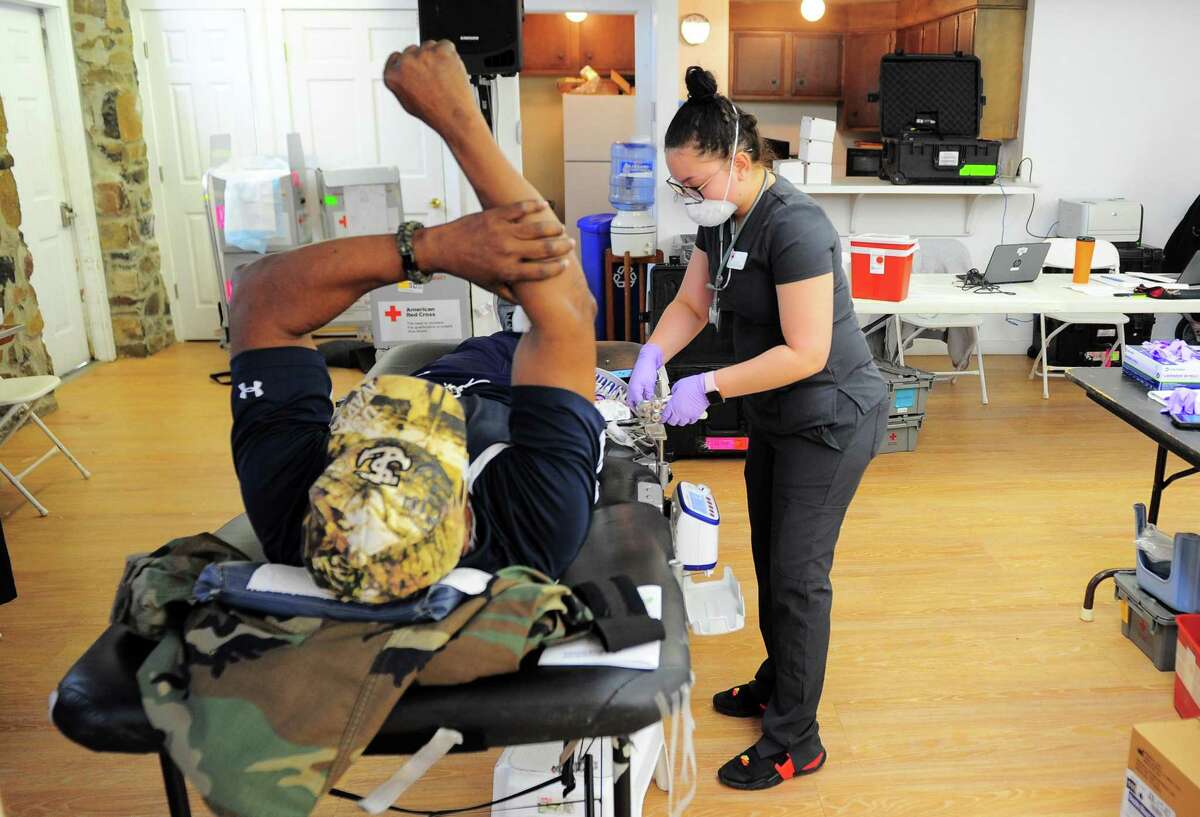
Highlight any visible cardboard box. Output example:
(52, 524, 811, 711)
(773, 159, 806, 185)
(1122, 720, 1200, 817)
(799, 115, 835, 143)
(1122, 344, 1200, 390)
(798, 138, 834, 164)
(804, 162, 833, 185)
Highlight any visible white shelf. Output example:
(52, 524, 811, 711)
(795, 178, 1037, 235)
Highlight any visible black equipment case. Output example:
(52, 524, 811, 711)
(647, 265, 751, 459)
(875, 53, 1001, 185)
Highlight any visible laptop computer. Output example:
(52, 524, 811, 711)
(981, 242, 1051, 284)
(1175, 250, 1200, 285)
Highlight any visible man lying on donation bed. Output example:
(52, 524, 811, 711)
(228, 41, 606, 603)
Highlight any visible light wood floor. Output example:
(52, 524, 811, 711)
(0, 343, 1189, 817)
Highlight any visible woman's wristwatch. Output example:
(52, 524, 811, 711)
(395, 220, 433, 284)
(703, 370, 725, 404)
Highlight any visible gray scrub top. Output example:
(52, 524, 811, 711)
(694, 175, 885, 436)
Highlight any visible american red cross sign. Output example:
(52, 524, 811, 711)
(385, 306, 402, 322)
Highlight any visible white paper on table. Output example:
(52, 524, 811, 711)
(345, 184, 389, 235)
(538, 585, 662, 670)
(1065, 283, 1129, 297)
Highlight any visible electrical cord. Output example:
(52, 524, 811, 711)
(1016, 157, 1059, 240)
(997, 178, 1008, 245)
(956, 269, 1015, 296)
(328, 735, 609, 817)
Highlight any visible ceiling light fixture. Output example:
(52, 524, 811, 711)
(800, 0, 826, 23)
(565, 11, 588, 23)
(680, 13, 711, 45)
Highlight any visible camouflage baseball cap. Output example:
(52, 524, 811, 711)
(303, 375, 469, 604)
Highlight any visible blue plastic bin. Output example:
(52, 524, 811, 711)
(1135, 503, 1200, 614)
(577, 213, 615, 340)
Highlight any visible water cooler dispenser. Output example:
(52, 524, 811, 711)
(609, 140, 656, 257)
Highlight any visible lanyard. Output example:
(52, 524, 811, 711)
(710, 170, 771, 294)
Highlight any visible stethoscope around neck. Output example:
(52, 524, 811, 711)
(708, 168, 772, 294)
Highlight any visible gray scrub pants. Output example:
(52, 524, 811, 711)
(746, 393, 888, 762)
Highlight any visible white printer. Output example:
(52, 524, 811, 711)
(1057, 198, 1142, 243)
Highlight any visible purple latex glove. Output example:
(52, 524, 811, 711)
(1165, 387, 1199, 417)
(626, 343, 663, 408)
(661, 373, 711, 426)
(1145, 339, 1196, 364)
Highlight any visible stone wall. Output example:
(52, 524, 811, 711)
(0, 95, 58, 412)
(70, 0, 174, 356)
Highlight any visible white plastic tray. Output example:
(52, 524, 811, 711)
(683, 567, 745, 636)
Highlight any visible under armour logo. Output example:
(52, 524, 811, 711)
(238, 381, 264, 399)
(355, 445, 412, 487)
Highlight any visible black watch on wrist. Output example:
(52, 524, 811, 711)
(706, 386, 725, 405)
(395, 220, 432, 284)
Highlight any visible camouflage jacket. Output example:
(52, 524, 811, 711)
(114, 533, 589, 817)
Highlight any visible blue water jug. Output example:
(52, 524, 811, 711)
(609, 141, 655, 212)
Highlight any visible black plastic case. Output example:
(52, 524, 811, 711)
(648, 265, 750, 459)
(878, 53, 986, 138)
(880, 135, 1001, 185)
(876, 53, 999, 185)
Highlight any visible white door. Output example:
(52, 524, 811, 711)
(140, 9, 258, 340)
(283, 9, 449, 227)
(0, 3, 90, 372)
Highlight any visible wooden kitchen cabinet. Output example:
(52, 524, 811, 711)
(731, 31, 788, 98)
(955, 9, 976, 54)
(938, 15, 958, 53)
(842, 30, 895, 130)
(521, 13, 634, 76)
(791, 34, 842, 97)
(920, 20, 940, 53)
(578, 14, 635, 74)
(900, 24, 923, 54)
(523, 14, 574, 74)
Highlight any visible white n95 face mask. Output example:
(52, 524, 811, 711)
(684, 107, 740, 228)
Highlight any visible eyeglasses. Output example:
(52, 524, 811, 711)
(666, 167, 724, 203)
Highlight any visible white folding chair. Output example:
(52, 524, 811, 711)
(0, 375, 91, 516)
(893, 238, 989, 405)
(895, 313, 989, 405)
(1028, 238, 1127, 399)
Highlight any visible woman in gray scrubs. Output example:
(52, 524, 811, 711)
(627, 67, 888, 791)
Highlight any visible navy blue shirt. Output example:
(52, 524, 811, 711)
(230, 335, 605, 579)
(695, 175, 885, 435)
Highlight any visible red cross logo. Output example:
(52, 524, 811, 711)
(339, 215, 348, 228)
(888, 432, 897, 442)
(385, 306, 402, 322)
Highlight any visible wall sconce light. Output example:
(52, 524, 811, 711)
(679, 13, 711, 45)
(565, 11, 588, 23)
(800, 0, 826, 22)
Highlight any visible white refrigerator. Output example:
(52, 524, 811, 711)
(562, 94, 637, 246)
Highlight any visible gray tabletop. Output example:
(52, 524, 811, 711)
(1066, 367, 1200, 466)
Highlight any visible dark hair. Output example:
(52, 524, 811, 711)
(665, 66, 773, 165)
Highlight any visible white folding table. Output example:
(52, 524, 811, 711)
(852, 274, 1194, 396)
(853, 274, 1193, 317)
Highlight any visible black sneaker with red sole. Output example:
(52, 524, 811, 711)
(717, 745, 827, 790)
(712, 681, 769, 718)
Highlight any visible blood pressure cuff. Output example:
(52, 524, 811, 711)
(572, 575, 665, 652)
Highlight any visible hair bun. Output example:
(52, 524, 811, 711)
(684, 66, 719, 102)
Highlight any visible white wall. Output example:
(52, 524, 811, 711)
(1019, 0, 1200, 249)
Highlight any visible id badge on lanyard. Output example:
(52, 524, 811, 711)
(707, 172, 768, 328)
(709, 223, 740, 329)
